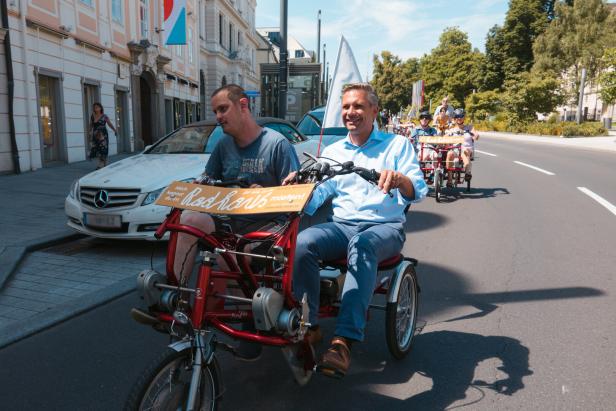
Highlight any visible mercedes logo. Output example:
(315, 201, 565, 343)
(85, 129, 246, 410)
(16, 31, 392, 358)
(94, 190, 109, 208)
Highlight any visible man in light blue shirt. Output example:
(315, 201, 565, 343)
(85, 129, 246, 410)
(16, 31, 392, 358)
(289, 83, 427, 378)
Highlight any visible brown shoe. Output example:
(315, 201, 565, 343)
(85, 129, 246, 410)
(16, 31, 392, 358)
(318, 337, 351, 379)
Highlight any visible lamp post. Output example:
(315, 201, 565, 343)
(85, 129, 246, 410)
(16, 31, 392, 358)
(278, 0, 288, 119)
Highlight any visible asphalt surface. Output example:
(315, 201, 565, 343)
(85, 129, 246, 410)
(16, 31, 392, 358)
(1, 136, 615, 410)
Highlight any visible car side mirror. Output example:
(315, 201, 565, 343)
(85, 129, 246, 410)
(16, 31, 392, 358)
(142, 144, 152, 153)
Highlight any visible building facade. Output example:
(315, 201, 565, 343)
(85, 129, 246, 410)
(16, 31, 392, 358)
(199, 0, 260, 119)
(0, 0, 259, 174)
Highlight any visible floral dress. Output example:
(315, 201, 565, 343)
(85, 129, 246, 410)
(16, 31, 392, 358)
(89, 114, 109, 160)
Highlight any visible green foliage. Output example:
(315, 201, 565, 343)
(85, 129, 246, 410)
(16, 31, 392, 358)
(599, 48, 616, 106)
(475, 120, 606, 136)
(371, 51, 420, 113)
(420, 27, 485, 109)
(502, 72, 563, 121)
(533, 0, 616, 103)
(483, 0, 549, 89)
(464, 90, 503, 121)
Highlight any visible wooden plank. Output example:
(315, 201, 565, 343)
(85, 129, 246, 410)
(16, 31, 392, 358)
(155, 181, 315, 214)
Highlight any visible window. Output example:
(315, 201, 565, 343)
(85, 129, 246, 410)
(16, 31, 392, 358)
(140, 0, 149, 38)
(188, 29, 193, 63)
(238, 31, 242, 47)
(112, 0, 123, 23)
(229, 23, 233, 51)
(80, 0, 93, 6)
(295, 50, 305, 58)
(219, 14, 223, 46)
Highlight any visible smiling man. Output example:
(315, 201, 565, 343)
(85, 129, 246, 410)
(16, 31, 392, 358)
(290, 83, 427, 378)
(173, 84, 300, 360)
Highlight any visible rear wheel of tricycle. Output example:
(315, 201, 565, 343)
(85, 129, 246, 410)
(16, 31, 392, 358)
(385, 264, 419, 359)
(124, 348, 221, 411)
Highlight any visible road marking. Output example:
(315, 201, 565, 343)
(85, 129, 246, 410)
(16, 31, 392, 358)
(513, 161, 555, 175)
(475, 149, 497, 157)
(578, 187, 616, 217)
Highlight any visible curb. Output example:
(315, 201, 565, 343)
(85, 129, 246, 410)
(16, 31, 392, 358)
(0, 276, 136, 349)
(0, 232, 86, 291)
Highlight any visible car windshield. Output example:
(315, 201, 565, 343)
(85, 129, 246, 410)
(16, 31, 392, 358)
(297, 114, 321, 136)
(147, 125, 223, 154)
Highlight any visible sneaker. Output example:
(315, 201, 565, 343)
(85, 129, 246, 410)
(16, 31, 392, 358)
(234, 323, 263, 362)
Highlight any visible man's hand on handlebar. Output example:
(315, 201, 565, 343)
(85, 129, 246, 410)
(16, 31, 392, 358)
(378, 170, 414, 198)
(281, 171, 298, 186)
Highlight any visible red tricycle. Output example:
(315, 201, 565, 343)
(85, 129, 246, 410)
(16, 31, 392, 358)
(418, 135, 471, 202)
(125, 158, 420, 410)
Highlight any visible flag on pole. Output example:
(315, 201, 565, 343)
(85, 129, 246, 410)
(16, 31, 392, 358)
(164, 0, 187, 45)
(322, 36, 363, 128)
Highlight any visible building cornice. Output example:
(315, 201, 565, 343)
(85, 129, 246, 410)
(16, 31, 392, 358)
(219, 0, 249, 29)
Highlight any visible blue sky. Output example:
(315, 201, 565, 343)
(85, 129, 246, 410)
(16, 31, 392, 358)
(256, 0, 509, 80)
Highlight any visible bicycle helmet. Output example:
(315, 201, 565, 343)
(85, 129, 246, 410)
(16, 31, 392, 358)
(453, 108, 465, 119)
(418, 111, 432, 120)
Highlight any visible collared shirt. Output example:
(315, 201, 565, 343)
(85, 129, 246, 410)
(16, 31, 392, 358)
(305, 128, 428, 223)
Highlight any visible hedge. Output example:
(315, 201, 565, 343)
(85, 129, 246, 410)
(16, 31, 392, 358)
(474, 120, 607, 137)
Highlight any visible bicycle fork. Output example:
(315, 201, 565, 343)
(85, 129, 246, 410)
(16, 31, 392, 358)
(186, 332, 215, 411)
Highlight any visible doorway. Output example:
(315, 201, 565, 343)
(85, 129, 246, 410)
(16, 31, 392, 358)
(115, 89, 130, 152)
(140, 75, 153, 146)
(82, 82, 100, 157)
(38, 74, 64, 164)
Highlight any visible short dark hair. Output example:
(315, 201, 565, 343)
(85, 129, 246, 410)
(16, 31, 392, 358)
(211, 84, 248, 103)
(92, 102, 104, 114)
(341, 82, 379, 106)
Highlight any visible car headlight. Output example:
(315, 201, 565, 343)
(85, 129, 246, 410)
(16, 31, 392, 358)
(68, 179, 80, 199)
(141, 178, 194, 206)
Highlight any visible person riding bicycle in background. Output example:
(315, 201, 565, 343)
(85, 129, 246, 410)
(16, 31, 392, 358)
(284, 83, 427, 378)
(434, 106, 451, 135)
(445, 108, 478, 182)
(432, 95, 455, 120)
(411, 111, 439, 173)
(173, 84, 300, 360)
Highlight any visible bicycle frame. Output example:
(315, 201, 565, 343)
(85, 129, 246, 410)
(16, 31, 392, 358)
(419, 143, 465, 184)
(153, 207, 302, 347)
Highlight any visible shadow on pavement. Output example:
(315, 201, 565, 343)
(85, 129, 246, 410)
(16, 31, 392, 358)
(403, 210, 449, 233)
(347, 331, 533, 410)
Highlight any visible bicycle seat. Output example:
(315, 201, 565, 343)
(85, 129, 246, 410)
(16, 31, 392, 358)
(321, 254, 403, 271)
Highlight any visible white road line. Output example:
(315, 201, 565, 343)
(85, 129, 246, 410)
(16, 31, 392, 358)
(513, 161, 555, 176)
(578, 187, 616, 217)
(475, 149, 497, 157)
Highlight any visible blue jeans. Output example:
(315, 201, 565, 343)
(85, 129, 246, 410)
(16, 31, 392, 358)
(293, 219, 405, 341)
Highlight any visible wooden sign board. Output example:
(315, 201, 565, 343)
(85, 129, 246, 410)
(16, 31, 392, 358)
(418, 136, 465, 145)
(155, 181, 315, 215)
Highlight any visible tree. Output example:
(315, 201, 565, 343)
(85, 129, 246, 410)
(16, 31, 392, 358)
(420, 27, 485, 108)
(599, 48, 616, 109)
(482, 25, 506, 90)
(533, 0, 616, 104)
(496, 0, 548, 80)
(502, 72, 563, 121)
(371, 51, 420, 113)
(465, 90, 503, 121)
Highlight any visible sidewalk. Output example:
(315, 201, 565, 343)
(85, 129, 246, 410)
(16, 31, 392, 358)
(0, 153, 134, 347)
(480, 131, 616, 153)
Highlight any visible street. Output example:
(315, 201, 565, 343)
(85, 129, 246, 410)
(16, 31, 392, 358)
(1, 137, 615, 410)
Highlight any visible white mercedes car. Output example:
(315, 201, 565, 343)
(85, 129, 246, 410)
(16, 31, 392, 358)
(65, 118, 319, 240)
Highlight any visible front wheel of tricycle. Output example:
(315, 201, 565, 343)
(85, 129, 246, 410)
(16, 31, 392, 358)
(434, 169, 442, 203)
(385, 265, 419, 359)
(124, 348, 222, 411)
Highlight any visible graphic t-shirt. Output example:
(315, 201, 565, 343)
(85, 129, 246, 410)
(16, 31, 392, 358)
(205, 128, 300, 187)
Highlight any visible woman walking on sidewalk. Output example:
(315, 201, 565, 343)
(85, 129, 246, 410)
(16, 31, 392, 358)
(89, 102, 117, 169)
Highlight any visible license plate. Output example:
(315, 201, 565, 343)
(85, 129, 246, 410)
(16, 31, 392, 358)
(84, 213, 122, 228)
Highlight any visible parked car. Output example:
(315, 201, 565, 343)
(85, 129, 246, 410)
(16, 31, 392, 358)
(296, 105, 348, 146)
(64, 118, 319, 240)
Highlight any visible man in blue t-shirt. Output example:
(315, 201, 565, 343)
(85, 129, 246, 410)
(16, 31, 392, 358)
(173, 86, 299, 360)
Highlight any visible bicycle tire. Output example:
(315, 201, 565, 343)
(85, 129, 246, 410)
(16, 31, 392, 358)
(385, 264, 419, 359)
(124, 347, 222, 411)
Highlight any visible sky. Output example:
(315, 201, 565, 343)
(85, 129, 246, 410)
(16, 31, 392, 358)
(256, 0, 509, 81)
